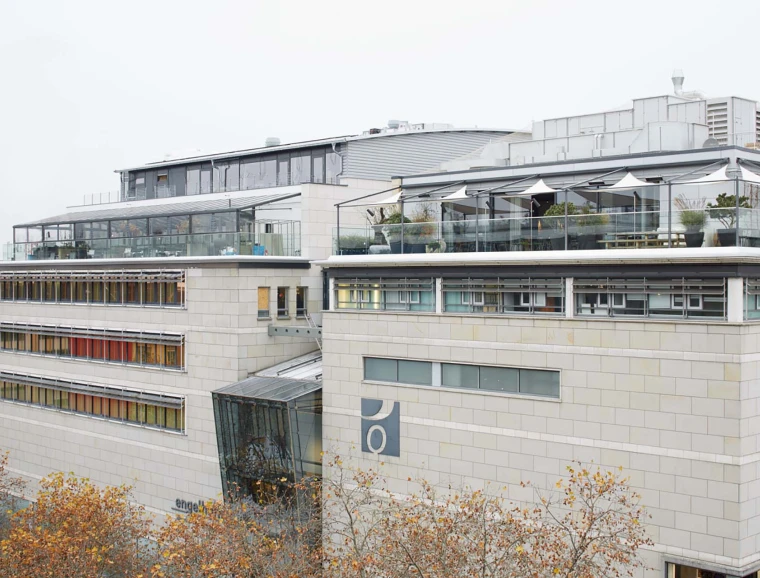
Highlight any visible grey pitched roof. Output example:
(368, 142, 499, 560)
(16, 191, 300, 227)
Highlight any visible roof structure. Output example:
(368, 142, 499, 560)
(214, 351, 322, 403)
(16, 190, 300, 227)
(117, 128, 522, 173)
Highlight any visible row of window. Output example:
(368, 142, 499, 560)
(0, 324, 184, 369)
(334, 277, 731, 320)
(258, 286, 308, 319)
(364, 357, 560, 398)
(0, 274, 185, 307)
(0, 372, 184, 432)
(574, 278, 726, 319)
(124, 147, 342, 200)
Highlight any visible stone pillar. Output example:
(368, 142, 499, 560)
(565, 277, 574, 319)
(727, 277, 743, 323)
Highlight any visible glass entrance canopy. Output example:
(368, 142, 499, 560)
(212, 373, 322, 498)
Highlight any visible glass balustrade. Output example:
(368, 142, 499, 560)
(12, 224, 301, 261)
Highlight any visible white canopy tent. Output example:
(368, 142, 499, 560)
(741, 166, 760, 184)
(439, 185, 469, 201)
(501, 179, 558, 197)
(604, 172, 654, 190)
(365, 191, 402, 205)
(681, 165, 730, 185)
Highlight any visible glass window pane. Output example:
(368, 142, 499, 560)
(200, 163, 212, 194)
(186, 165, 201, 195)
(364, 358, 397, 382)
(520, 369, 560, 397)
(258, 287, 270, 318)
(213, 160, 239, 193)
(191, 214, 212, 234)
(326, 151, 342, 184)
(480, 366, 519, 393)
(168, 166, 186, 197)
(398, 360, 432, 386)
(442, 363, 479, 389)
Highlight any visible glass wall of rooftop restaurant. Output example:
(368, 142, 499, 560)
(334, 160, 760, 254)
(121, 146, 343, 201)
(13, 205, 302, 260)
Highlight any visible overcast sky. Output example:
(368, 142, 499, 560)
(1, 0, 759, 245)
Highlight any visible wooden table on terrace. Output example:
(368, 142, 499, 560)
(598, 231, 685, 249)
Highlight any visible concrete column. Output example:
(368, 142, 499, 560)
(328, 277, 335, 311)
(727, 277, 743, 323)
(565, 277, 574, 319)
(435, 278, 443, 314)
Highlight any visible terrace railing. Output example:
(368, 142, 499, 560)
(334, 208, 760, 255)
(13, 226, 301, 261)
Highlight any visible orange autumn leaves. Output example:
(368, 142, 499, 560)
(0, 452, 652, 578)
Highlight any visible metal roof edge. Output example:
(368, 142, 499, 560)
(0, 255, 312, 268)
(314, 247, 760, 268)
(396, 146, 760, 183)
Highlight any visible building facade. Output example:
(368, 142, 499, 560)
(0, 124, 513, 515)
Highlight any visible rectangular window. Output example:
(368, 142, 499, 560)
(365, 358, 559, 399)
(576, 278, 725, 319)
(296, 287, 308, 317)
(0, 324, 183, 370)
(364, 357, 400, 382)
(0, 372, 187, 432)
(442, 363, 559, 398)
(277, 287, 289, 318)
(258, 287, 270, 319)
(443, 278, 564, 315)
(335, 278, 435, 312)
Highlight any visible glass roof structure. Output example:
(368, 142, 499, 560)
(212, 352, 323, 500)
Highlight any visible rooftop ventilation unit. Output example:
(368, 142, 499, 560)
(265, 137, 281, 147)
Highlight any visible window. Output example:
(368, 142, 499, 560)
(745, 279, 760, 320)
(0, 371, 185, 432)
(443, 363, 558, 397)
(296, 287, 308, 317)
(277, 287, 289, 318)
(575, 278, 725, 319)
(364, 358, 433, 386)
(258, 287, 270, 318)
(213, 160, 240, 193)
(0, 271, 184, 308)
(335, 278, 435, 312)
(0, 323, 185, 370)
(443, 278, 564, 315)
(365, 358, 559, 398)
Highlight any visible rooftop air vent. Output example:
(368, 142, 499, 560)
(702, 137, 720, 148)
(265, 137, 281, 147)
(369, 128, 382, 135)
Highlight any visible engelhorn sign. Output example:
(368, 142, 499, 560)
(361, 398, 400, 457)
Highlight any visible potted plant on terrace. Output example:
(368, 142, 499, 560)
(542, 202, 577, 250)
(380, 211, 411, 254)
(673, 195, 706, 248)
(337, 234, 370, 255)
(706, 193, 750, 247)
(576, 206, 610, 250)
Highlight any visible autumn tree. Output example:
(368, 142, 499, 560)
(322, 455, 652, 578)
(0, 451, 25, 537)
(151, 483, 322, 578)
(0, 472, 153, 578)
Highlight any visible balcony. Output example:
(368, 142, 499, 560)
(334, 168, 760, 255)
(12, 223, 300, 261)
(335, 209, 760, 255)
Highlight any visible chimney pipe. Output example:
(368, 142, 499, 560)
(672, 69, 685, 96)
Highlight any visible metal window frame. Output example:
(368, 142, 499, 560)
(335, 277, 436, 312)
(574, 278, 726, 319)
(442, 277, 565, 315)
